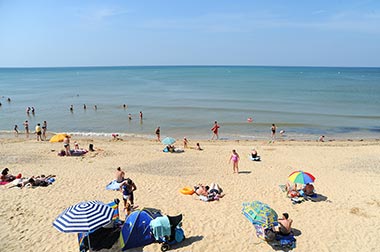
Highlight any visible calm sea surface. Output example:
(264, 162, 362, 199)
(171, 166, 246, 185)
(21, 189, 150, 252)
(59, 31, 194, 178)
(0, 66, 379, 140)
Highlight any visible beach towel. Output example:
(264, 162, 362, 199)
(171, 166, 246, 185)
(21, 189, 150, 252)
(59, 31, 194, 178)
(278, 184, 287, 192)
(249, 156, 261, 161)
(150, 216, 171, 240)
(106, 180, 122, 191)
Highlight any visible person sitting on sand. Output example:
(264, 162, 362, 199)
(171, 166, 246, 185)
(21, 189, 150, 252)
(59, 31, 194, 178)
(115, 167, 125, 183)
(196, 142, 203, 151)
(286, 182, 300, 198)
(1, 168, 16, 182)
(319, 135, 325, 142)
(74, 142, 80, 150)
(302, 183, 315, 196)
(120, 178, 137, 215)
(275, 213, 293, 235)
(166, 145, 174, 153)
(251, 148, 258, 158)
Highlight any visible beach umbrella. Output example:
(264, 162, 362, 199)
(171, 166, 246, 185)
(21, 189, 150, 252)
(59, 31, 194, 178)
(288, 170, 315, 184)
(53, 201, 114, 251)
(242, 201, 278, 229)
(49, 133, 69, 143)
(161, 137, 176, 145)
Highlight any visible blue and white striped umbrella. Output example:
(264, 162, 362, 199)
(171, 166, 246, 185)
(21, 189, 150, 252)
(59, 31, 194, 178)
(53, 201, 114, 233)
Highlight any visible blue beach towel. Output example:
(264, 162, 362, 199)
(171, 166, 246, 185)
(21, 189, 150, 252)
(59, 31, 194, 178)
(105, 180, 122, 191)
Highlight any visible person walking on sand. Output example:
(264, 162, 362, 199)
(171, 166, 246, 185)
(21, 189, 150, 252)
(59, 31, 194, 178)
(155, 126, 161, 142)
(23, 120, 29, 138)
(183, 137, 189, 149)
(229, 149, 240, 174)
(120, 178, 137, 215)
(211, 121, 220, 140)
(271, 124, 277, 142)
(35, 123, 42, 141)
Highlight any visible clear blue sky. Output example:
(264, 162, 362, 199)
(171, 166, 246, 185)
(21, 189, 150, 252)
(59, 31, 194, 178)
(0, 0, 379, 67)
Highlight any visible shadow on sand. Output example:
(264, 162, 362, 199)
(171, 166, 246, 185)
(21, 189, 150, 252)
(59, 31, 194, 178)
(305, 193, 329, 203)
(267, 228, 301, 251)
(238, 171, 252, 174)
(171, 235, 204, 249)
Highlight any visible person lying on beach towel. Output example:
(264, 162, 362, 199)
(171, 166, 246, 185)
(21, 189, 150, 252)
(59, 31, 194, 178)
(163, 145, 184, 153)
(194, 183, 224, 201)
(58, 149, 88, 156)
(7, 175, 56, 188)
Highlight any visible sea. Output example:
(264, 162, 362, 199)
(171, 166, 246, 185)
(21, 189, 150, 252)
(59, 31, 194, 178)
(0, 66, 379, 140)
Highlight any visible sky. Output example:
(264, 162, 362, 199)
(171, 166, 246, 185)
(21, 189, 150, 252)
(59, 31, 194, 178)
(0, 0, 379, 67)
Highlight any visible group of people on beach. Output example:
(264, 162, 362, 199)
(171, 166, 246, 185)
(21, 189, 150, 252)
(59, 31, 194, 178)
(1, 168, 55, 188)
(14, 120, 48, 140)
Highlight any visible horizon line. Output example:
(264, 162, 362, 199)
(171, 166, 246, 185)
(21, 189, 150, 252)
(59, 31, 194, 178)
(0, 64, 379, 69)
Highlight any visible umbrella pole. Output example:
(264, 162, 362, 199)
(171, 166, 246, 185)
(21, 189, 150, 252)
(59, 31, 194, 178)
(88, 235, 92, 252)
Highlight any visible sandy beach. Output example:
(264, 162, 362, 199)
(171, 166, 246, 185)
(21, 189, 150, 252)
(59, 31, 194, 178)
(1, 136, 380, 252)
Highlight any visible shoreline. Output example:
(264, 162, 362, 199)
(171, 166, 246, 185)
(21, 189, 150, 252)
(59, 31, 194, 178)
(1, 130, 379, 142)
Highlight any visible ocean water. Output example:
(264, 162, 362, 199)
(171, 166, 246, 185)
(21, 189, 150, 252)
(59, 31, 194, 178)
(0, 66, 379, 140)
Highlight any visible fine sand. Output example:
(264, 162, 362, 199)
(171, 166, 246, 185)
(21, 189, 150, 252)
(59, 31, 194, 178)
(1, 137, 380, 252)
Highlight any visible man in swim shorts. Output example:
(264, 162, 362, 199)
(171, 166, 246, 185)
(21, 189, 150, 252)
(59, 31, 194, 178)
(120, 178, 137, 215)
(35, 123, 42, 141)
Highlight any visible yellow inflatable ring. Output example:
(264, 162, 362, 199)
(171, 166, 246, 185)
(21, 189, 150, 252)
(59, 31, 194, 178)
(180, 187, 195, 195)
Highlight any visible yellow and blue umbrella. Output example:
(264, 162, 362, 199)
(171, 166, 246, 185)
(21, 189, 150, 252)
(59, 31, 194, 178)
(242, 201, 278, 229)
(288, 170, 315, 184)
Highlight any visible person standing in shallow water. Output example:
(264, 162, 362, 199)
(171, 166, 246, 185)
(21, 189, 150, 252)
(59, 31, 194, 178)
(155, 127, 161, 142)
(211, 121, 220, 140)
(271, 124, 277, 142)
(14, 125, 19, 136)
(23, 120, 29, 138)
